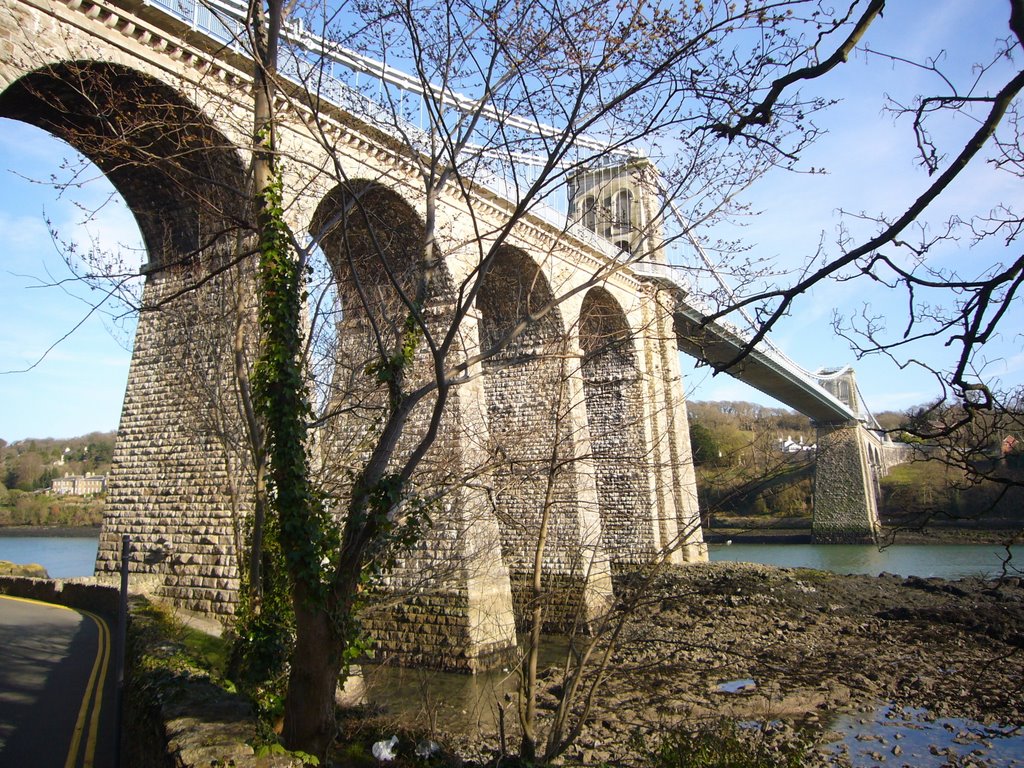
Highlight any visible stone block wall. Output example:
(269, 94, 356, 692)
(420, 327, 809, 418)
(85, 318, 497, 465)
(97, 263, 255, 618)
(650, 302, 704, 562)
(482, 352, 613, 631)
(582, 347, 657, 566)
(812, 422, 880, 544)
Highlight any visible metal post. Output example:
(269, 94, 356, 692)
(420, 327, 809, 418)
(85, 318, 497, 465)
(115, 534, 130, 768)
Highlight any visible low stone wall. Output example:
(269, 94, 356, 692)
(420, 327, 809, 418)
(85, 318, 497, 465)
(124, 596, 303, 767)
(0, 574, 119, 618)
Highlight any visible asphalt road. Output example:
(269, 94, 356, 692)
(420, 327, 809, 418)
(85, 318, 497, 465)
(0, 595, 118, 767)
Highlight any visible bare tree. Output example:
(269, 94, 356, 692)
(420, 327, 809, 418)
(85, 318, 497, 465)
(700, 0, 1024, 431)
(16, 0, 1024, 761)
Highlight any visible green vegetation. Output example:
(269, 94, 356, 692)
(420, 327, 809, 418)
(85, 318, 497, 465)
(0, 560, 49, 577)
(0, 432, 113, 527)
(0, 491, 104, 526)
(638, 720, 809, 768)
(880, 460, 1024, 529)
(131, 600, 231, 679)
(688, 401, 817, 521)
(124, 598, 320, 766)
(0, 432, 114, 490)
(690, 399, 1024, 530)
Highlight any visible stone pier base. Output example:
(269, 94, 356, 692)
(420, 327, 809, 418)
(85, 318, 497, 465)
(812, 422, 880, 544)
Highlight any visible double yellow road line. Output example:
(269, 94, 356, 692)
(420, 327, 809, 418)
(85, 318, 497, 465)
(65, 606, 111, 768)
(0, 596, 112, 768)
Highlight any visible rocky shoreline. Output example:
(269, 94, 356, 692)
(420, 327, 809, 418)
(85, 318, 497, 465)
(431, 562, 1023, 766)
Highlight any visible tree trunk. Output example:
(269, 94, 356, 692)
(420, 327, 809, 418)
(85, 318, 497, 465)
(282, 586, 343, 761)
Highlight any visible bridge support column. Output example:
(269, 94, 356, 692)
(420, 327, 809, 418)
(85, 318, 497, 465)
(97, 257, 254, 617)
(644, 294, 706, 563)
(813, 421, 881, 544)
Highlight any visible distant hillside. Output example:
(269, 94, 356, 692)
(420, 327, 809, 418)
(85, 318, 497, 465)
(0, 432, 115, 492)
(0, 431, 114, 527)
(687, 400, 816, 520)
(689, 400, 1024, 530)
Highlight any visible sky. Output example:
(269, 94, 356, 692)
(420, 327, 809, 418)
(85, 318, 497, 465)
(679, 0, 1024, 411)
(0, 122, 144, 442)
(1, 0, 1023, 441)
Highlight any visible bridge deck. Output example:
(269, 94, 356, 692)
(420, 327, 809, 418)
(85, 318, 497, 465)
(629, 264, 857, 423)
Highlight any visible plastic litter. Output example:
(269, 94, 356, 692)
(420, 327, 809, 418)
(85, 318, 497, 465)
(714, 678, 757, 694)
(372, 735, 399, 761)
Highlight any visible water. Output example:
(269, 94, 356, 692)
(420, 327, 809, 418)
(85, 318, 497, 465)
(709, 543, 1018, 580)
(828, 706, 1024, 767)
(1, 533, 1014, 583)
(0, 534, 99, 579)
(0, 534, 1014, 584)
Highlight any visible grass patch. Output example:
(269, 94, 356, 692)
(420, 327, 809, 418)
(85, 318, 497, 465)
(130, 600, 230, 681)
(638, 720, 809, 768)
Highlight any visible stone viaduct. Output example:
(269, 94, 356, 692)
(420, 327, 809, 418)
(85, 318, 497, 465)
(0, 0, 903, 670)
(0, 0, 707, 670)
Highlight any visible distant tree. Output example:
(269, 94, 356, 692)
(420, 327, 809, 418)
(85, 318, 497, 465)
(689, 422, 724, 466)
(9, 452, 44, 491)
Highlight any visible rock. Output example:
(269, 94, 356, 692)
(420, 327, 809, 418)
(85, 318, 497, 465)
(0, 560, 49, 578)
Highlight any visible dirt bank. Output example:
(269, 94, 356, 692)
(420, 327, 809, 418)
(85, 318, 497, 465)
(439, 562, 1023, 766)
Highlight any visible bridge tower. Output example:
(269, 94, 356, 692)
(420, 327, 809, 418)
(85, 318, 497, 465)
(567, 157, 665, 259)
(812, 368, 881, 544)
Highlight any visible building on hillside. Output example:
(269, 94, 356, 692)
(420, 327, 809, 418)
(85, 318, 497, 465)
(778, 435, 815, 454)
(51, 472, 106, 496)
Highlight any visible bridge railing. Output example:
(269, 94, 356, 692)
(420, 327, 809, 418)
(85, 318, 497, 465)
(628, 262, 860, 421)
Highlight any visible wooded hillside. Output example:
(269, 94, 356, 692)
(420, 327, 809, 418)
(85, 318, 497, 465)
(0, 432, 114, 526)
(689, 400, 1024, 531)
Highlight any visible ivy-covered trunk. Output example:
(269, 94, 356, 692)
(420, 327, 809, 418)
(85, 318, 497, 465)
(250, 0, 340, 758)
(281, 584, 344, 760)
(253, 158, 342, 761)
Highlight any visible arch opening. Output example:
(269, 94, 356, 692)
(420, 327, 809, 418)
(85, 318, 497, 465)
(579, 288, 660, 565)
(0, 61, 249, 270)
(0, 61, 255, 614)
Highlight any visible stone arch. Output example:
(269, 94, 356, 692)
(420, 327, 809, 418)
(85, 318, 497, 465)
(0, 60, 249, 269)
(477, 245, 563, 357)
(579, 287, 661, 565)
(0, 61, 256, 615)
(307, 181, 428, 489)
(310, 180, 454, 315)
(582, 194, 598, 232)
(308, 184, 518, 668)
(476, 246, 610, 629)
(307, 180, 441, 489)
(612, 188, 633, 229)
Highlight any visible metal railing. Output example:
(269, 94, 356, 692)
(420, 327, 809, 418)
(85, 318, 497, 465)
(143, 0, 632, 222)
